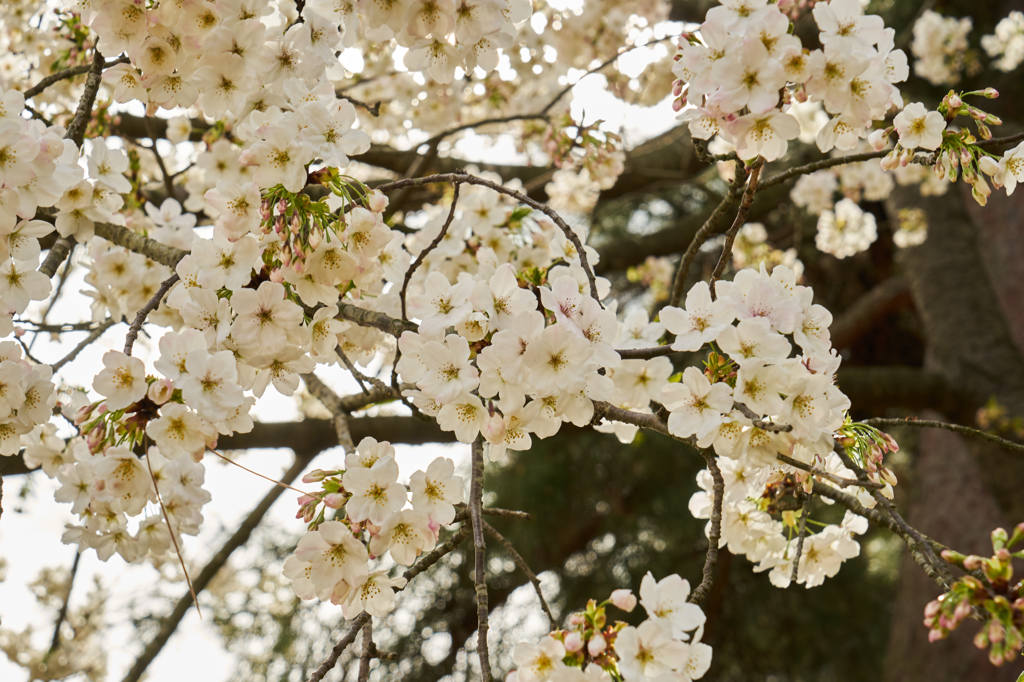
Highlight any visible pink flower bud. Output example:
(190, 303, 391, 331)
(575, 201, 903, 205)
(481, 413, 506, 444)
(74, 403, 95, 425)
(587, 633, 607, 656)
(609, 589, 637, 612)
(564, 631, 584, 653)
(568, 613, 585, 627)
(86, 427, 105, 452)
(979, 156, 1000, 177)
(147, 378, 174, 405)
(324, 492, 346, 509)
(303, 469, 329, 483)
(867, 129, 889, 151)
(368, 190, 389, 213)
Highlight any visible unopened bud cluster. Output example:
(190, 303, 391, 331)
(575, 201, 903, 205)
(925, 524, 1024, 665)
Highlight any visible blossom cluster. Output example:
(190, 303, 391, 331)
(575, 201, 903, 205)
(393, 177, 619, 454)
(79, 0, 527, 109)
(508, 573, 711, 682)
(397, 264, 615, 456)
(672, 0, 908, 160)
(658, 266, 846, 463)
(0, 87, 83, 332)
(690, 455, 869, 588)
(0, 341, 56, 455)
(645, 266, 887, 585)
(283, 439, 463, 618)
(911, 10, 974, 86)
(983, 11, 1024, 73)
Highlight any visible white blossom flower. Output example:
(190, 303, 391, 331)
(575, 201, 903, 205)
(894, 102, 945, 151)
(93, 351, 147, 410)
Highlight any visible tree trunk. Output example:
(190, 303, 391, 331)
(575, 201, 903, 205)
(882, 184, 1024, 682)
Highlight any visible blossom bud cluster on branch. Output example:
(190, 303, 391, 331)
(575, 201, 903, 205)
(508, 573, 711, 682)
(284, 438, 463, 618)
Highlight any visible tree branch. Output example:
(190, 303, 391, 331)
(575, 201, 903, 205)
(863, 417, 1024, 454)
(124, 273, 179, 355)
(689, 452, 723, 607)
(469, 438, 493, 681)
(483, 520, 557, 631)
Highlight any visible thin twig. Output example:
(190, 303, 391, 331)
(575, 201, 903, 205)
(390, 36, 673, 183)
(45, 551, 81, 658)
(339, 92, 382, 116)
(124, 273, 179, 355)
(790, 504, 810, 585)
(145, 449, 200, 619)
(123, 454, 310, 682)
(538, 36, 676, 117)
(832, 446, 956, 588)
(709, 160, 763, 291)
(776, 453, 885, 490)
(483, 520, 557, 630)
(207, 449, 309, 496)
(335, 345, 371, 395)
(470, 438, 493, 681)
(400, 182, 461, 320)
(734, 402, 793, 433)
(378, 171, 601, 304)
(759, 150, 887, 190)
(308, 526, 470, 682)
(863, 417, 1024, 454)
(689, 452, 723, 606)
(811, 479, 953, 590)
(308, 613, 371, 682)
(15, 320, 98, 333)
(52, 319, 117, 373)
(142, 116, 177, 199)
(29, 245, 76, 352)
(667, 170, 745, 308)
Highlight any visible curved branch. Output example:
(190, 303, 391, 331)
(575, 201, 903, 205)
(863, 417, 1024, 454)
(379, 171, 601, 303)
(689, 452, 723, 607)
(23, 55, 130, 100)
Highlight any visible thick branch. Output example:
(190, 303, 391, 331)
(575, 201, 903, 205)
(830, 276, 911, 350)
(0, 415, 453, 477)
